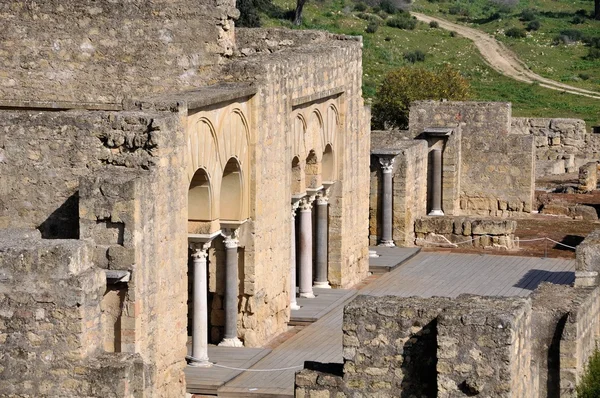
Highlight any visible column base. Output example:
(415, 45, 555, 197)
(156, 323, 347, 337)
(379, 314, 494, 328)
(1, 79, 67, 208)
(188, 359, 213, 368)
(299, 291, 315, 298)
(428, 209, 444, 216)
(313, 281, 331, 289)
(369, 250, 380, 258)
(218, 337, 244, 347)
(290, 302, 301, 310)
(378, 240, 395, 247)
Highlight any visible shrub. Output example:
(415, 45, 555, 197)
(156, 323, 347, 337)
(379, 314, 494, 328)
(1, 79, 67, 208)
(404, 49, 426, 63)
(429, 20, 439, 28)
(584, 36, 600, 49)
(572, 15, 586, 24)
(449, 4, 470, 16)
(526, 20, 541, 31)
(579, 73, 591, 80)
(505, 27, 526, 38)
(575, 9, 588, 17)
(366, 21, 379, 33)
(378, 10, 389, 19)
(576, 349, 600, 398)
(379, 0, 397, 14)
(386, 15, 417, 29)
(450, 30, 457, 37)
(371, 65, 471, 129)
(354, 2, 368, 11)
(520, 8, 537, 21)
(586, 48, 600, 60)
(560, 29, 586, 42)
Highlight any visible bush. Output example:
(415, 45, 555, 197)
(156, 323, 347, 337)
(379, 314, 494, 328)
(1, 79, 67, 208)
(429, 20, 439, 28)
(579, 73, 591, 80)
(448, 4, 470, 16)
(585, 36, 600, 49)
(371, 65, 471, 129)
(586, 48, 600, 60)
(505, 27, 526, 38)
(379, 0, 397, 14)
(450, 30, 457, 37)
(575, 8, 589, 17)
(366, 21, 379, 33)
(560, 29, 586, 42)
(520, 9, 537, 21)
(576, 349, 600, 398)
(378, 10, 389, 19)
(526, 20, 541, 31)
(386, 15, 417, 29)
(403, 49, 426, 63)
(572, 15, 586, 24)
(354, 2, 368, 11)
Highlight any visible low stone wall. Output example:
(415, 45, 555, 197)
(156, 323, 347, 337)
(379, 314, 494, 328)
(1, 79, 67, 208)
(296, 284, 600, 398)
(414, 216, 518, 250)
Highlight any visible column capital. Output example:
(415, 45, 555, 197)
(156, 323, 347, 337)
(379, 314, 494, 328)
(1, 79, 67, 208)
(316, 188, 330, 206)
(379, 156, 395, 174)
(221, 228, 239, 249)
(190, 241, 212, 258)
(299, 195, 316, 211)
(291, 200, 300, 218)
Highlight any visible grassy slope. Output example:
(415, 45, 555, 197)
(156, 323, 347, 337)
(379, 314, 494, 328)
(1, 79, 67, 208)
(260, 0, 600, 126)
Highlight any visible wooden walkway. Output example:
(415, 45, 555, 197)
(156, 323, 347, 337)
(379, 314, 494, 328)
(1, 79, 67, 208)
(369, 246, 421, 274)
(196, 252, 575, 397)
(289, 287, 356, 325)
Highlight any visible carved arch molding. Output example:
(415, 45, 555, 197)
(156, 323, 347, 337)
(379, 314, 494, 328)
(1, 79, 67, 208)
(186, 101, 251, 222)
(291, 97, 340, 183)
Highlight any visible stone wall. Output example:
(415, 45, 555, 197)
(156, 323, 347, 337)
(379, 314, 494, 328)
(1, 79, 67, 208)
(296, 285, 600, 398)
(575, 229, 600, 286)
(512, 117, 600, 176)
(578, 162, 598, 193)
(0, 0, 238, 105)
(409, 101, 535, 217)
(414, 216, 518, 250)
(370, 132, 427, 246)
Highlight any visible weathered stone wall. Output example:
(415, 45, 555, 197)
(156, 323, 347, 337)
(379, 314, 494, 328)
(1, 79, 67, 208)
(297, 285, 600, 398)
(0, 0, 237, 105)
(414, 216, 518, 250)
(370, 132, 427, 246)
(512, 117, 600, 176)
(578, 162, 598, 193)
(409, 101, 535, 217)
(575, 229, 600, 286)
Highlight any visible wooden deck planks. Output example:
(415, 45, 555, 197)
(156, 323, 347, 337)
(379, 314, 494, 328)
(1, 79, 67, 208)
(290, 288, 357, 325)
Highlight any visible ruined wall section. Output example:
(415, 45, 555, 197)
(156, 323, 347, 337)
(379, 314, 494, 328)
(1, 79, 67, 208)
(409, 101, 534, 217)
(0, 0, 237, 105)
(222, 32, 369, 346)
(512, 117, 600, 176)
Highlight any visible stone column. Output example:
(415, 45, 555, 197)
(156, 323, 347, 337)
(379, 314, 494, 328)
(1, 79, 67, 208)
(219, 229, 243, 347)
(314, 189, 331, 288)
(290, 201, 301, 310)
(298, 196, 315, 298)
(428, 148, 444, 216)
(379, 156, 395, 247)
(190, 242, 212, 367)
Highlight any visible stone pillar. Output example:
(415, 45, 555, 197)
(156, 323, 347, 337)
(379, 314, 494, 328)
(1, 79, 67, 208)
(429, 148, 444, 216)
(314, 189, 331, 288)
(290, 201, 301, 310)
(190, 242, 212, 367)
(298, 196, 315, 298)
(219, 229, 243, 347)
(379, 156, 395, 247)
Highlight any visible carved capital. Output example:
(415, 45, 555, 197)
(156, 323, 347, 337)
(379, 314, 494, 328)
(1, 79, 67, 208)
(299, 195, 316, 211)
(379, 156, 395, 174)
(190, 242, 211, 260)
(316, 188, 330, 206)
(291, 201, 300, 218)
(221, 228, 239, 249)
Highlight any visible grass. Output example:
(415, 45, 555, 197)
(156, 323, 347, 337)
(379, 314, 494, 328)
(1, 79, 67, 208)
(258, 0, 600, 127)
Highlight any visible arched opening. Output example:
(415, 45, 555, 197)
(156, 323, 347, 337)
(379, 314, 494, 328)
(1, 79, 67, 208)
(188, 168, 212, 221)
(220, 158, 243, 221)
(322, 144, 334, 182)
(305, 150, 322, 189)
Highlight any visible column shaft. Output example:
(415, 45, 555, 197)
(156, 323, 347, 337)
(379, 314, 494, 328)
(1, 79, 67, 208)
(190, 245, 211, 367)
(219, 230, 243, 347)
(298, 198, 315, 298)
(379, 157, 395, 247)
(290, 203, 300, 310)
(314, 192, 330, 288)
(429, 149, 444, 216)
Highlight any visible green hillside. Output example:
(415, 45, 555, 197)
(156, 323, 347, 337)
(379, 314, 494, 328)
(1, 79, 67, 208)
(256, 0, 600, 127)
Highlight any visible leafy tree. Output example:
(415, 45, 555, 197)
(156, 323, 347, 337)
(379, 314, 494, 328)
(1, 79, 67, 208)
(294, 0, 307, 25)
(372, 65, 471, 129)
(596, 0, 600, 20)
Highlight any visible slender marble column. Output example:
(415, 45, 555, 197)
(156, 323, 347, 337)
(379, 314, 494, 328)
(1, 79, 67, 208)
(190, 242, 212, 367)
(428, 148, 444, 216)
(379, 157, 395, 247)
(219, 229, 243, 347)
(314, 189, 331, 288)
(290, 201, 301, 310)
(298, 196, 315, 298)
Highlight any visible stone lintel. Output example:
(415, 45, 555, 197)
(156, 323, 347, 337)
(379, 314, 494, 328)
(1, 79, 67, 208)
(0, 99, 123, 111)
(423, 127, 454, 137)
(106, 269, 131, 284)
(292, 86, 345, 108)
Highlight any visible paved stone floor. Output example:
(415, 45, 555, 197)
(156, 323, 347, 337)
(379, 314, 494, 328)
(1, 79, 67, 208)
(191, 251, 575, 397)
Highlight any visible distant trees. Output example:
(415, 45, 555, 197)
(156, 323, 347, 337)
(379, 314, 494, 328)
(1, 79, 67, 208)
(372, 66, 471, 130)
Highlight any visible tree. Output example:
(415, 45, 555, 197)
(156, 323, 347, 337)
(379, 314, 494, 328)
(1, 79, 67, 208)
(371, 65, 471, 130)
(294, 0, 307, 25)
(596, 0, 600, 20)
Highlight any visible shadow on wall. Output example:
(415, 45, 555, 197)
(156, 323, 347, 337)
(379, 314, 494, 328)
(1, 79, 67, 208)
(37, 192, 80, 239)
(401, 318, 438, 397)
(513, 270, 575, 291)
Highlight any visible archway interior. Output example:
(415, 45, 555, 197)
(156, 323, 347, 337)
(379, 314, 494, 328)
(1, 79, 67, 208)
(305, 150, 321, 189)
(322, 144, 334, 182)
(188, 168, 212, 221)
(220, 158, 243, 221)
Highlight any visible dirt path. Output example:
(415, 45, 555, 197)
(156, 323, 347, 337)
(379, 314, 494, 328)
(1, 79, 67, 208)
(412, 12, 600, 100)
